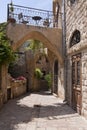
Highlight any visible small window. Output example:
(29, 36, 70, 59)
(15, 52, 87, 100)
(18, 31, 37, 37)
(70, 30, 81, 47)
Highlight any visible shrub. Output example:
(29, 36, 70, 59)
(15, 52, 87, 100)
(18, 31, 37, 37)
(0, 44, 16, 64)
(0, 22, 16, 65)
(45, 73, 52, 88)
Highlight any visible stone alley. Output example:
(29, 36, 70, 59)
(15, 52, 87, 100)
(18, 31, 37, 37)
(0, 91, 87, 130)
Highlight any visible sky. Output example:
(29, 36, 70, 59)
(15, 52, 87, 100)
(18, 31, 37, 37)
(0, 0, 52, 23)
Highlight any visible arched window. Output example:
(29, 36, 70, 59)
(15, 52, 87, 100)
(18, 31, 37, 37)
(70, 30, 81, 47)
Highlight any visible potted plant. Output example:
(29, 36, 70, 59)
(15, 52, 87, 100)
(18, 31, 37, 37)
(34, 68, 43, 79)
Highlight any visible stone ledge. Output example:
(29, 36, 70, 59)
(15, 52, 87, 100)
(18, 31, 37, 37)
(67, 42, 87, 55)
(11, 80, 27, 98)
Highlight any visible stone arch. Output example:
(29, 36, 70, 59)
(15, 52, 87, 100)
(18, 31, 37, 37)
(12, 31, 63, 65)
(12, 31, 52, 50)
(69, 29, 81, 47)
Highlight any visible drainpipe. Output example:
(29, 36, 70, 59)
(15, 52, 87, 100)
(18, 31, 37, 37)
(62, 0, 67, 101)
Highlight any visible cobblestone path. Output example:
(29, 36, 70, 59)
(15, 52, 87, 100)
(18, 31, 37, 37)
(0, 91, 87, 130)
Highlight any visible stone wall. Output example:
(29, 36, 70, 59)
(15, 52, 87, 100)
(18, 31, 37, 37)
(65, 0, 87, 53)
(0, 91, 3, 109)
(65, 0, 87, 118)
(58, 64, 65, 99)
(11, 80, 26, 98)
(48, 50, 65, 99)
(82, 50, 87, 118)
(65, 56, 72, 105)
(8, 53, 26, 78)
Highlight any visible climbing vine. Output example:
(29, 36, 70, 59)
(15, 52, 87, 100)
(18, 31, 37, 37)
(0, 23, 16, 65)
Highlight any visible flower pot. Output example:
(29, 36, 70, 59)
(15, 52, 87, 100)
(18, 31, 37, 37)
(8, 18, 16, 23)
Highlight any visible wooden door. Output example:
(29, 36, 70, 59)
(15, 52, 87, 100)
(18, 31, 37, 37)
(72, 53, 82, 114)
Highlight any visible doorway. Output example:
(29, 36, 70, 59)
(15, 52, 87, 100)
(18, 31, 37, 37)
(54, 60, 58, 94)
(7, 88, 11, 100)
(72, 53, 82, 114)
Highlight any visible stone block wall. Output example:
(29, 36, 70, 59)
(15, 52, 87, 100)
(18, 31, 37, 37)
(8, 53, 26, 78)
(0, 91, 3, 109)
(65, 0, 87, 118)
(65, 0, 87, 53)
(11, 80, 26, 98)
(65, 56, 72, 105)
(58, 64, 65, 100)
(82, 50, 87, 119)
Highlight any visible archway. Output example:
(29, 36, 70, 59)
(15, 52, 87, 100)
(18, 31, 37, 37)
(9, 38, 52, 92)
(7, 23, 63, 93)
(7, 25, 63, 65)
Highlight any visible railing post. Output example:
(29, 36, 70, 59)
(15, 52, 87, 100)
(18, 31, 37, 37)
(7, 4, 9, 21)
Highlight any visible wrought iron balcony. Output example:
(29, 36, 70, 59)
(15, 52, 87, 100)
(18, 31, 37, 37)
(7, 4, 61, 28)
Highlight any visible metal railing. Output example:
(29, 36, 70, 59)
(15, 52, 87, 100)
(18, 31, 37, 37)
(7, 4, 61, 28)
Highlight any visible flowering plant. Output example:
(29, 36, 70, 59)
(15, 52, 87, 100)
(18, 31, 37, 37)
(16, 76, 26, 81)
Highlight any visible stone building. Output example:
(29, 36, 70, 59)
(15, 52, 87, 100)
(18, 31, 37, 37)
(53, 0, 87, 119)
(64, 0, 87, 118)
(0, 0, 87, 120)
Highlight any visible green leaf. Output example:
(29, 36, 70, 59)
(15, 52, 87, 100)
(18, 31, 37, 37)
(0, 22, 16, 65)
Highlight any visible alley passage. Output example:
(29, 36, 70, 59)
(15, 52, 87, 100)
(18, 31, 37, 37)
(0, 91, 87, 130)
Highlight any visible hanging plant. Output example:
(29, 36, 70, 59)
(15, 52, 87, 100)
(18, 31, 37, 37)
(0, 44, 16, 64)
(0, 23, 16, 65)
(35, 68, 43, 79)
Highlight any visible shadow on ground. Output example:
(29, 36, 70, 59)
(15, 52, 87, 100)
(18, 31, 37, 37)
(0, 91, 76, 130)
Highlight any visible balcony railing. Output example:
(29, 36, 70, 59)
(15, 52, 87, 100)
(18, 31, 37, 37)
(7, 4, 61, 28)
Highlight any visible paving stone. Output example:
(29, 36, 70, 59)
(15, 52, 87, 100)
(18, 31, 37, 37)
(57, 128, 68, 130)
(26, 125, 36, 130)
(46, 127, 58, 130)
(0, 91, 87, 130)
(36, 128, 46, 130)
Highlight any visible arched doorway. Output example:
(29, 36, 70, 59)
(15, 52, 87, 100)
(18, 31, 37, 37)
(7, 24, 63, 92)
(54, 60, 58, 94)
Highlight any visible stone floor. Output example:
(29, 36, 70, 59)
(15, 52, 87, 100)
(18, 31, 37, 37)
(0, 91, 87, 130)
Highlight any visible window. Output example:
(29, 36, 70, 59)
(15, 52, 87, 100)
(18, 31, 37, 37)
(70, 30, 81, 47)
